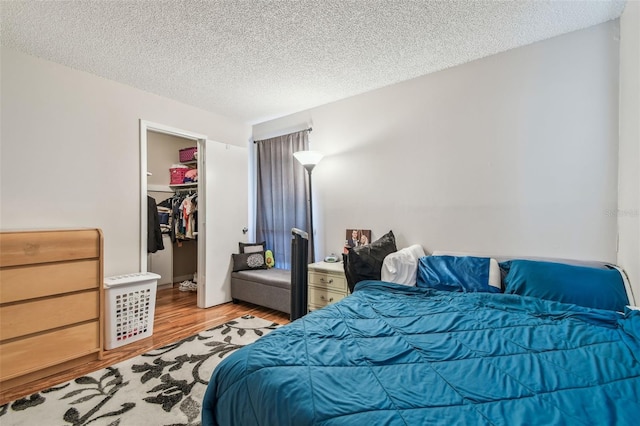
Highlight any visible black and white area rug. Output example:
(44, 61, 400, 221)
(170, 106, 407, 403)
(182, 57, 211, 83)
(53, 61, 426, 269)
(0, 315, 279, 426)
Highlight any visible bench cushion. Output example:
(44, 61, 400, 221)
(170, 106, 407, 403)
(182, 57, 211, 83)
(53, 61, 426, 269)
(231, 268, 291, 290)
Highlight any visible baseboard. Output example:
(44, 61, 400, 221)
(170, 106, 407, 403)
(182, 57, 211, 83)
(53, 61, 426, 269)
(173, 274, 195, 283)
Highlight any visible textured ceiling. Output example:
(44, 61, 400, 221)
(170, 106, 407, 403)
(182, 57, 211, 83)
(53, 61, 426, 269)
(1, 0, 626, 124)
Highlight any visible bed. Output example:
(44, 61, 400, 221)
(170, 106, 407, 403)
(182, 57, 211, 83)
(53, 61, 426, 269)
(202, 253, 639, 425)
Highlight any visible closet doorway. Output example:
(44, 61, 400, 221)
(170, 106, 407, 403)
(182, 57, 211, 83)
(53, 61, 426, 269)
(140, 120, 249, 309)
(148, 133, 199, 290)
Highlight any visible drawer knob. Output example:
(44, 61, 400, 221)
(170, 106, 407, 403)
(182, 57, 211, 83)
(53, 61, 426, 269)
(320, 295, 334, 302)
(320, 278, 334, 284)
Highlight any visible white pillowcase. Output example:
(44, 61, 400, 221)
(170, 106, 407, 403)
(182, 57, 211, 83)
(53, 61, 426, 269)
(431, 250, 501, 291)
(381, 244, 426, 286)
(487, 258, 501, 290)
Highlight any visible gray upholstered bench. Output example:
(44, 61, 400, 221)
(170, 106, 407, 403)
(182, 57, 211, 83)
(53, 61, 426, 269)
(230, 268, 291, 314)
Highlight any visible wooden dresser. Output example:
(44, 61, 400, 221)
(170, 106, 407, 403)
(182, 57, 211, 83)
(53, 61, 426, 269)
(0, 229, 104, 391)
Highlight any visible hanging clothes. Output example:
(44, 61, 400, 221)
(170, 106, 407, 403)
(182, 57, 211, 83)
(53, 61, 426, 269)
(181, 193, 198, 239)
(158, 191, 198, 243)
(147, 196, 164, 253)
(157, 205, 171, 234)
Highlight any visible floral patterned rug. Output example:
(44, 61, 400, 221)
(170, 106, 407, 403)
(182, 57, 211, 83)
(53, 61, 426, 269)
(0, 315, 279, 426)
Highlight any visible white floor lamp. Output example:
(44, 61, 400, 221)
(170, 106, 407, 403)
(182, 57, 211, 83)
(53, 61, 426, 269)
(293, 150, 324, 262)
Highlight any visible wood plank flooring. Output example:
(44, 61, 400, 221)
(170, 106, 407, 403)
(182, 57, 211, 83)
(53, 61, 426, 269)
(0, 285, 290, 406)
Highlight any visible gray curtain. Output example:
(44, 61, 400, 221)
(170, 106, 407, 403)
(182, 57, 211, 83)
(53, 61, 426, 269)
(255, 130, 309, 270)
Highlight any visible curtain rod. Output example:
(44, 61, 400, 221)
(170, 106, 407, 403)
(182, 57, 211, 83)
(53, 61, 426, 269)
(253, 127, 312, 144)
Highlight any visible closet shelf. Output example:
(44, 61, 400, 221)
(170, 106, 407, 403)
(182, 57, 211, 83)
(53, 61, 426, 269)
(169, 183, 198, 189)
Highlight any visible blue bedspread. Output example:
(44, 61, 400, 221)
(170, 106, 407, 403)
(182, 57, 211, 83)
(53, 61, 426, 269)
(203, 281, 640, 425)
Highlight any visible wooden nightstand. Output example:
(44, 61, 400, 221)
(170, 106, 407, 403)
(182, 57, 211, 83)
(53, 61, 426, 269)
(307, 261, 348, 311)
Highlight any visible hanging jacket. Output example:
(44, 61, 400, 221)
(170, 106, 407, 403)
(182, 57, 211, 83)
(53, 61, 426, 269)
(147, 196, 164, 253)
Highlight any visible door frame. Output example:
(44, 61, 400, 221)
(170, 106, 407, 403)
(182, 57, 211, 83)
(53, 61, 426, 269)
(140, 120, 207, 305)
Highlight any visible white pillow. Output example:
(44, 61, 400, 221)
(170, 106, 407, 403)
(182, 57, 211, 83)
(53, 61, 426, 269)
(381, 244, 426, 286)
(431, 251, 502, 291)
(487, 258, 501, 290)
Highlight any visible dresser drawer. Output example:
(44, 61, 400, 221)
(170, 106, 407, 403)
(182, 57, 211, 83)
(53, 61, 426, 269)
(0, 321, 100, 381)
(308, 271, 347, 292)
(0, 229, 104, 391)
(308, 286, 346, 308)
(0, 291, 100, 341)
(0, 229, 101, 267)
(0, 259, 100, 304)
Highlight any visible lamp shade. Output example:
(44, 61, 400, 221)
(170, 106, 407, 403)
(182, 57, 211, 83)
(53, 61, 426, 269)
(293, 151, 324, 168)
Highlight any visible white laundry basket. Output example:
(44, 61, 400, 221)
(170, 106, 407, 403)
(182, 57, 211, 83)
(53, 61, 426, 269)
(104, 272, 160, 350)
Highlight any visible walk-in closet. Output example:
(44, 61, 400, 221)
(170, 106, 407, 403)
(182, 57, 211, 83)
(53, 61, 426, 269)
(146, 131, 199, 294)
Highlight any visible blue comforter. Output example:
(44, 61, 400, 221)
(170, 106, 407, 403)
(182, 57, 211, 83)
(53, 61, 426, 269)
(203, 281, 640, 425)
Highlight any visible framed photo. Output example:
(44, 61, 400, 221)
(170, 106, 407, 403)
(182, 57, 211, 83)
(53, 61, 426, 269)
(344, 229, 372, 253)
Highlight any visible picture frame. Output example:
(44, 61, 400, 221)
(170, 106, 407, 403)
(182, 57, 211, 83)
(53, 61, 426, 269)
(344, 229, 372, 253)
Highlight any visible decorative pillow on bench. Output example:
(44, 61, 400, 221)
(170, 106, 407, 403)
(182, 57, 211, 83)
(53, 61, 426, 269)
(239, 241, 266, 253)
(232, 251, 268, 272)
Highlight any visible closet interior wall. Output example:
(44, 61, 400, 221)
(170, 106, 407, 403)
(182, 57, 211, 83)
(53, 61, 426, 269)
(147, 131, 198, 290)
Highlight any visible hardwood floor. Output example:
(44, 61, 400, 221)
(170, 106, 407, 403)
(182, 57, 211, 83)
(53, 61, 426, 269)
(0, 285, 290, 406)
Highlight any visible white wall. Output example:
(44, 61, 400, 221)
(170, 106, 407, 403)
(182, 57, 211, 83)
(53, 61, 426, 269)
(618, 2, 640, 301)
(254, 22, 621, 273)
(0, 47, 251, 276)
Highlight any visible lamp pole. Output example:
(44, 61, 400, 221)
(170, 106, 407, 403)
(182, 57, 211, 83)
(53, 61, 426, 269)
(293, 150, 323, 263)
(304, 164, 315, 262)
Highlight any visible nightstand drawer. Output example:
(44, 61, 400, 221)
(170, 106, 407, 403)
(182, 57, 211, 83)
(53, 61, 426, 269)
(308, 272, 347, 292)
(307, 261, 348, 314)
(308, 286, 346, 308)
